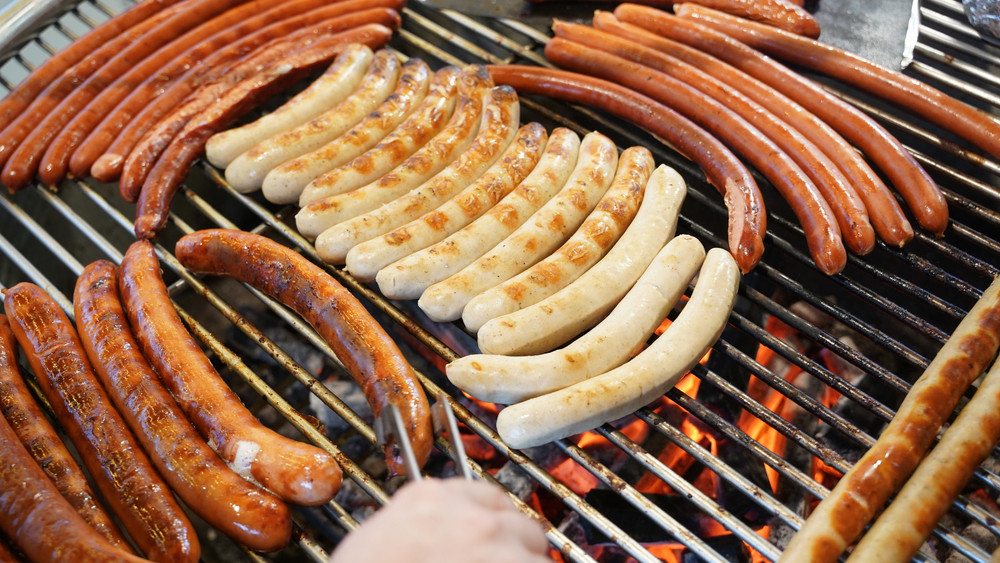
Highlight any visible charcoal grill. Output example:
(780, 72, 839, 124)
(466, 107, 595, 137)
(1, 0, 1000, 561)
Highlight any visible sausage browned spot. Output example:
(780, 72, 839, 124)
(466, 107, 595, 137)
(485, 65, 765, 273)
(4, 282, 199, 563)
(0, 315, 131, 551)
(778, 276, 1000, 563)
(0, 402, 149, 563)
(119, 240, 343, 505)
(173, 229, 433, 475)
(75, 260, 293, 552)
(133, 25, 395, 239)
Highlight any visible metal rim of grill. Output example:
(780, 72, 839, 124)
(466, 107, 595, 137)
(1, 0, 999, 561)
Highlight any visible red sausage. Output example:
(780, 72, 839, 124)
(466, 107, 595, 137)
(553, 21, 875, 256)
(615, 3, 948, 235)
(74, 260, 293, 552)
(70, 0, 405, 181)
(2, 0, 251, 192)
(174, 229, 433, 475)
(0, 0, 185, 132)
(4, 282, 199, 563)
(675, 3, 1000, 162)
(592, 11, 914, 248)
(41, 0, 312, 186)
(119, 240, 343, 505)
(0, 315, 131, 551)
(545, 37, 847, 274)
(486, 63, 765, 273)
(132, 24, 395, 239)
(0, 403, 148, 563)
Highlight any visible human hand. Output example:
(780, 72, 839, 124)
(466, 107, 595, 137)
(328, 478, 550, 563)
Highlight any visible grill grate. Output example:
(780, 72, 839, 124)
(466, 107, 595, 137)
(1, 0, 1000, 561)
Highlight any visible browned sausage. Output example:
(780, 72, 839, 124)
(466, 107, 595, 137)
(615, 3, 949, 235)
(0, 533, 18, 562)
(74, 260, 293, 552)
(41, 0, 325, 186)
(74, 0, 405, 181)
(173, 229, 433, 475)
(2, 0, 251, 192)
(0, 402, 149, 563)
(0, 315, 131, 551)
(0, 0, 185, 132)
(132, 25, 394, 239)
(553, 21, 875, 255)
(486, 63, 765, 273)
(545, 37, 847, 274)
(592, 11, 914, 248)
(119, 240, 343, 505)
(4, 282, 199, 563)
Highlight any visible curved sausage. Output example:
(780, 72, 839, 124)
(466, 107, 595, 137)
(295, 65, 462, 209)
(475, 164, 686, 356)
(592, 11, 914, 248)
(312, 84, 519, 265)
(619, 4, 947, 234)
(778, 275, 1000, 563)
(0, 404, 148, 563)
(86, 1, 404, 184)
(173, 230, 433, 476)
(545, 37, 846, 274)
(0, 315, 130, 551)
(4, 282, 199, 563)
(449, 234, 705, 405)
(2, 0, 250, 191)
(74, 260, 293, 552)
(417, 132, 618, 323)
(119, 240, 342, 505)
(133, 24, 395, 239)
(42, 0, 319, 186)
(675, 3, 1000, 163)
(496, 246, 740, 449)
(485, 65, 765, 273)
(554, 22, 875, 256)
(205, 44, 376, 169)
(677, 0, 819, 37)
(244, 50, 412, 199)
(376, 127, 580, 300)
(462, 144, 651, 332)
(346, 122, 548, 282)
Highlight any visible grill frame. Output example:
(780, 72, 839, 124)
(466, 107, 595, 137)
(1, 0, 999, 561)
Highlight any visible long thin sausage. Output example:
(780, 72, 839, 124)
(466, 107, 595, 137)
(312, 84, 519, 265)
(674, 3, 1000, 163)
(613, 4, 947, 234)
(592, 11, 914, 248)
(485, 64, 765, 273)
(173, 230, 433, 475)
(134, 25, 395, 239)
(4, 282, 199, 563)
(119, 240, 343, 505)
(42, 0, 313, 186)
(0, 315, 130, 551)
(239, 50, 410, 198)
(0, 404, 148, 563)
(346, 122, 548, 282)
(778, 275, 1000, 562)
(552, 22, 875, 256)
(75, 260, 293, 552)
(85, 0, 404, 183)
(461, 144, 651, 332)
(496, 246, 740, 449)
(545, 37, 846, 274)
(2, 0, 250, 191)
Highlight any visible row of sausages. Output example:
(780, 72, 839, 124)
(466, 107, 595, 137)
(0, 0, 403, 239)
(0, 231, 432, 561)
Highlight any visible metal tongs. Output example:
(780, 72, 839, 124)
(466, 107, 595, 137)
(375, 393, 473, 481)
